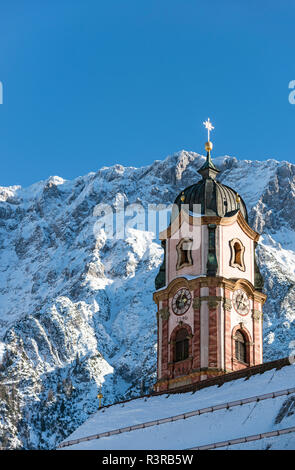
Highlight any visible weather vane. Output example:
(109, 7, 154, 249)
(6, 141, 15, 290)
(203, 118, 214, 142)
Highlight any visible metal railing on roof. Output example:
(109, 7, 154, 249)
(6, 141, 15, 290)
(188, 426, 295, 450)
(57, 386, 295, 449)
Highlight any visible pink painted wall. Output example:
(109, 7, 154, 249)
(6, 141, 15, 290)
(218, 221, 254, 284)
(166, 222, 203, 285)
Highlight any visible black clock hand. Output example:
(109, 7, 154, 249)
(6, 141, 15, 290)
(180, 291, 186, 307)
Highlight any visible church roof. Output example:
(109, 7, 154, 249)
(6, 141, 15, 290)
(57, 358, 295, 450)
(173, 151, 248, 222)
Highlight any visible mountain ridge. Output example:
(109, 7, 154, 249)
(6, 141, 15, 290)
(0, 150, 294, 449)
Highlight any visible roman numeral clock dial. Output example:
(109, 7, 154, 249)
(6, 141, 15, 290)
(172, 288, 192, 315)
(233, 289, 250, 316)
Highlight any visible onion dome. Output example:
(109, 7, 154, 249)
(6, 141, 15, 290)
(173, 145, 248, 222)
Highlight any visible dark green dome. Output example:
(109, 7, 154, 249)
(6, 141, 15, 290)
(172, 152, 248, 222)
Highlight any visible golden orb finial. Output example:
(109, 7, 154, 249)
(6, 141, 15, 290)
(205, 141, 213, 152)
(180, 191, 185, 203)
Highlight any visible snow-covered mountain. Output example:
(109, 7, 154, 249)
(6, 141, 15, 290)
(0, 150, 295, 449)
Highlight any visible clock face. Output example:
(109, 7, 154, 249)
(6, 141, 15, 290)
(172, 288, 192, 315)
(233, 289, 250, 316)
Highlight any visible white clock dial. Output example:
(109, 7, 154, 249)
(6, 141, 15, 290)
(172, 288, 192, 315)
(233, 289, 250, 316)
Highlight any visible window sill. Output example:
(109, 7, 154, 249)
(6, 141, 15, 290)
(172, 356, 193, 364)
(233, 359, 249, 367)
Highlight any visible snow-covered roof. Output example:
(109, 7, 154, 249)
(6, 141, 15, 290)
(58, 360, 295, 450)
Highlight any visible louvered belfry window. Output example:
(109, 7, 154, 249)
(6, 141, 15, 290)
(235, 330, 246, 363)
(175, 328, 189, 362)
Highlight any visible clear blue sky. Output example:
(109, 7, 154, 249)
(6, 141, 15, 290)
(0, 0, 294, 187)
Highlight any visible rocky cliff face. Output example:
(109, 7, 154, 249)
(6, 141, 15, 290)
(0, 151, 294, 449)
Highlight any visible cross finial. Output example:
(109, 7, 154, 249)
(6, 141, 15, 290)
(203, 118, 214, 142)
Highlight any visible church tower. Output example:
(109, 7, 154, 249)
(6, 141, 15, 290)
(153, 119, 266, 393)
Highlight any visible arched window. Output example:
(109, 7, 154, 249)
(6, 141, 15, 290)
(234, 242, 242, 266)
(229, 238, 245, 271)
(174, 328, 189, 362)
(176, 239, 193, 270)
(179, 246, 189, 266)
(235, 330, 247, 363)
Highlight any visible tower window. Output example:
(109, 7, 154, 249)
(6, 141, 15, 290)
(235, 330, 247, 363)
(229, 238, 245, 271)
(174, 328, 189, 362)
(176, 238, 193, 270)
(234, 242, 242, 265)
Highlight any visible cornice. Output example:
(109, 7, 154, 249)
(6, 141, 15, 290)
(159, 210, 260, 242)
(153, 275, 267, 304)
